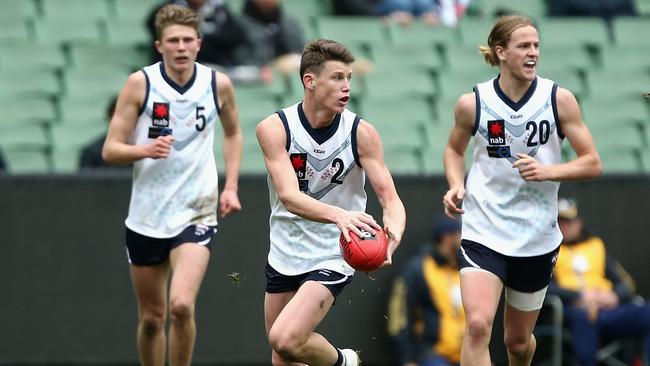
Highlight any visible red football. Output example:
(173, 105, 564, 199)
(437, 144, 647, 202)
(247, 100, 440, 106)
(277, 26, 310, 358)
(339, 229, 388, 272)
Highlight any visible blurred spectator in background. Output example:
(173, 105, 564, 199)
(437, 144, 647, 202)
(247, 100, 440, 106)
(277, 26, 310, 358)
(387, 217, 464, 366)
(376, 0, 471, 27)
(79, 96, 130, 171)
(0, 148, 6, 172)
(377, 0, 440, 26)
(233, 0, 305, 84)
(147, 0, 247, 67)
(548, 0, 636, 19)
(437, 0, 471, 27)
(548, 197, 650, 366)
(332, 0, 382, 15)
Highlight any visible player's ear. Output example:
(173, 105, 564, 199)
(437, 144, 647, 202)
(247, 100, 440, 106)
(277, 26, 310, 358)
(154, 40, 162, 54)
(197, 37, 202, 51)
(495, 45, 506, 62)
(303, 73, 315, 90)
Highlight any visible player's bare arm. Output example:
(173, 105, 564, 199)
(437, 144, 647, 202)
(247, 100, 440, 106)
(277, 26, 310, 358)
(103, 71, 174, 164)
(443, 92, 475, 218)
(512, 87, 601, 181)
(356, 120, 406, 263)
(215, 72, 242, 217)
(256, 114, 381, 241)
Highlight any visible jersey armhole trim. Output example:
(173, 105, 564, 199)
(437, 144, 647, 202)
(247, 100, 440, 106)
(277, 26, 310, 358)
(277, 110, 290, 151)
(138, 69, 150, 117)
(472, 86, 480, 136)
(211, 70, 221, 115)
(352, 116, 362, 168)
(551, 84, 564, 139)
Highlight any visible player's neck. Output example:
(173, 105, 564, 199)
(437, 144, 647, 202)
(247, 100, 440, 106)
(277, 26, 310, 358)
(498, 72, 533, 102)
(301, 97, 337, 128)
(162, 63, 195, 87)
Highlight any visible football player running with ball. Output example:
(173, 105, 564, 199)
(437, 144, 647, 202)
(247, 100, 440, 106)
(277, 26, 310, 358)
(256, 38, 406, 366)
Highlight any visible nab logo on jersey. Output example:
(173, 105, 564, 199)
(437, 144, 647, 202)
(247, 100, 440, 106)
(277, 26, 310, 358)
(152, 102, 170, 127)
(290, 153, 308, 191)
(487, 120, 506, 145)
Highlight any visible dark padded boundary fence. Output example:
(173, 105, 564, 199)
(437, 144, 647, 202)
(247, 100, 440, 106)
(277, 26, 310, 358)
(1, 173, 648, 365)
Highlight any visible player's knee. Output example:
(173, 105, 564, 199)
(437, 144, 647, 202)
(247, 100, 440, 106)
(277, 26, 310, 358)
(268, 327, 305, 360)
(505, 333, 534, 356)
(465, 315, 493, 342)
(169, 298, 194, 322)
(140, 313, 165, 336)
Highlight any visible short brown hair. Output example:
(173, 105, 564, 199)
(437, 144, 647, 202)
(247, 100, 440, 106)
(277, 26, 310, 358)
(154, 4, 200, 41)
(300, 39, 355, 81)
(479, 15, 536, 66)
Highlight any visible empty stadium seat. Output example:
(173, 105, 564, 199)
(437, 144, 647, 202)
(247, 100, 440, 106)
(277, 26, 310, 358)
(457, 18, 494, 48)
(68, 43, 147, 70)
(113, 0, 161, 22)
(364, 69, 436, 99)
(611, 17, 650, 47)
(389, 20, 460, 48)
(34, 19, 103, 45)
(105, 18, 149, 46)
(443, 45, 495, 72)
(316, 16, 390, 48)
(0, 69, 61, 97)
(2, 97, 57, 128)
(580, 96, 650, 128)
(41, 0, 110, 21)
(2, 148, 50, 174)
(0, 19, 32, 44)
(50, 123, 106, 172)
(538, 18, 611, 49)
(600, 45, 650, 71)
(587, 69, 650, 98)
(358, 96, 434, 128)
(63, 66, 129, 98)
(383, 147, 423, 175)
(370, 44, 444, 74)
(0, 124, 49, 150)
(0, 44, 66, 71)
(58, 95, 116, 125)
(0, 0, 37, 20)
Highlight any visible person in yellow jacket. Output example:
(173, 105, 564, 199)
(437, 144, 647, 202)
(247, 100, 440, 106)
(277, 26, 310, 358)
(388, 217, 464, 366)
(549, 198, 650, 366)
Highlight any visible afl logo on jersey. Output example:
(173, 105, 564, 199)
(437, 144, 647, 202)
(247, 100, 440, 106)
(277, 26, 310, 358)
(487, 120, 506, 145)
(152, 102, 170, 127)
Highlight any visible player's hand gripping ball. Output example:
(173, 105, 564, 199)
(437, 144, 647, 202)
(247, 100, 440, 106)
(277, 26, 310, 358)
(339, 229, 388, 272)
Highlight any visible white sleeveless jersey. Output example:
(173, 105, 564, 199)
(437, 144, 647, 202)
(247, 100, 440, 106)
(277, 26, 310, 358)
(463, 76, 564, 256)
(268, 102, 367, 276)
(125, 62, 220, 238)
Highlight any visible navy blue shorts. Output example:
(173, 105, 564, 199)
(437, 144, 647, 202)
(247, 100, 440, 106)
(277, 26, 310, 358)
(458, 239, 559, 293)
(125, 224, 217, 266)
(265, 262, 352, 298)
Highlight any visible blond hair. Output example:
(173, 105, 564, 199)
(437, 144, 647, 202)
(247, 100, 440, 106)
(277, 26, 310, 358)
(479, 15, 535, 66)
(300, 39, 355, 81)
(154, 4, 199, 41)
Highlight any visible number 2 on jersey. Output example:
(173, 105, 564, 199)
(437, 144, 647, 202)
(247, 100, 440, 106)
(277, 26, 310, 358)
(330, 158, 345, 184)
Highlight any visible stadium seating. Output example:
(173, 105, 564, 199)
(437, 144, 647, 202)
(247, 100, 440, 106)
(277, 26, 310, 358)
(113, 0, 160, 22)
(34, 18, 103, 45)
(68, 43, 147, 70)
(0, 43, 66, 71)
(0, 19, 32, 44)
(0, 0, 646, 176)
(0, 0, 38, 20)
(0, 69, 61, 98)
(41, 0, 110, 21)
